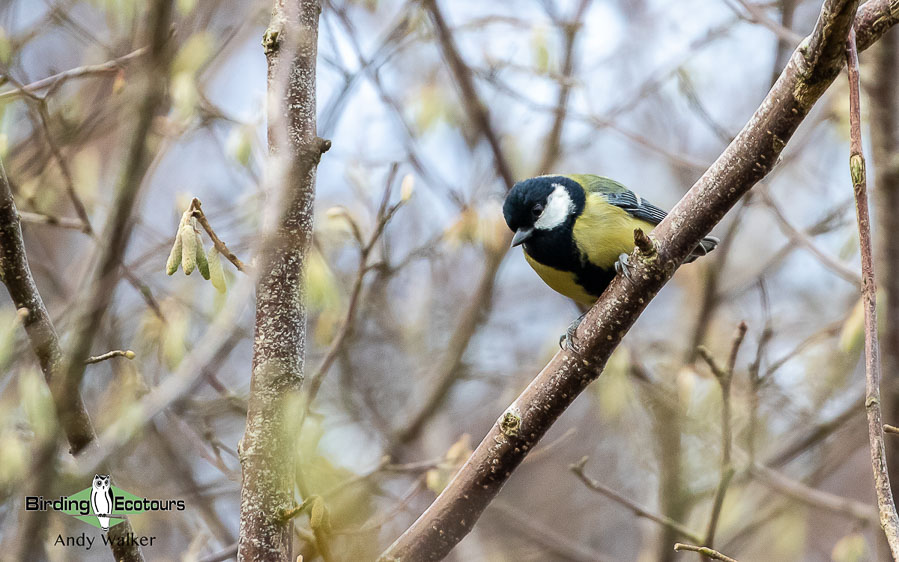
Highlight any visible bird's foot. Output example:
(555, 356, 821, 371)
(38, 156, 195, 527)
(614, 252, 633, 282)
(559, 312, 588, 351)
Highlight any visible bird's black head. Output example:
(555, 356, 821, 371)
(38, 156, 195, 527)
(503, 175, 585, 247)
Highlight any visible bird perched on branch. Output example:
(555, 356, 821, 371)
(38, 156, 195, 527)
(503, 174, 718, 346)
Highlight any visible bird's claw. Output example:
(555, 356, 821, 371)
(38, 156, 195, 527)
(559, 313, 587, 352)
(614, 252, 633, 282)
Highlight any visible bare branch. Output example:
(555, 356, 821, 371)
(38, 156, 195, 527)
(699, 321, 746, 548)
(84, 349, 136, 364)
(570, 457, 704, 544)
(421, 0, 514, 186)
(0, 46, 147, 102)
(673, 542, 739, 562)
(729, 0, 803, 45)
(488, 502, 616, 562)
(749, 463, 878, 522)
(847, 24, 899, 555)
(759, 189, 860, 285)
(17, 210, 87, 231)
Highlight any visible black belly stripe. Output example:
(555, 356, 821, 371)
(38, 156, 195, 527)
(523, 225, 619, 299)
(572, 263, 617, 299)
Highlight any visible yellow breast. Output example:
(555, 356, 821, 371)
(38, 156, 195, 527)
(572, 193, 656, 268)
(524, 252, 597, 305)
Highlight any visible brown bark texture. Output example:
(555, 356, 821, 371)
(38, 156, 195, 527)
(237, 0, 330, 560)
(848, 23, 899, 557)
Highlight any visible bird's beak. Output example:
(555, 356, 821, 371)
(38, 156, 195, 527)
(511, 228, 534, 247)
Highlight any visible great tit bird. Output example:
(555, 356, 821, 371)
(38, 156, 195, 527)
(503, 174, 718, 309)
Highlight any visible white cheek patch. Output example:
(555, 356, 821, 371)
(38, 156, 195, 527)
(534, 183, 574, 230)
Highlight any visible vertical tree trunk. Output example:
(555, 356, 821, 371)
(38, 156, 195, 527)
(238, 1, 329, 560)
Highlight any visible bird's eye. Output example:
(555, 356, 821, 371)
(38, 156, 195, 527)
(531, 204, 544, 217)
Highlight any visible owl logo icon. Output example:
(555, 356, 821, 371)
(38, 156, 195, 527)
(90, 474, 113, 532)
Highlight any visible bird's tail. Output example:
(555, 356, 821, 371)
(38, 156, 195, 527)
(683, 235, 719, 263)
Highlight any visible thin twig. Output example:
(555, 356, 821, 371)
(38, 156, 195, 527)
(17, 211, 88, 231)
(699, 322, 746, 548)
(767, 394, 864, 468)
(8, 73, 164, 318)
(762, 320, 841, 378)
(721, 199, 853, 299)
(673, 542, 739, 562)
(759, 189, 860, 285)
(0, 46, 147, 102)
(728, 0, 803, 45)
(488, 502, 615, 562)
(749, 463, 878, 522)
(7, 84, 95, 233)
(771, 0, 798, 83)
(885, 424, 899, 435)
(421, 0, 514, 186)
(84, 349, 135, 364)
(570, 457, 704, 544)
(306, 168, 404, 408)
(536, 0, 591, 173)
(847, 25, 899, 556)
(189, 198, 248, 273)
(331, 476, 425, 536)
(747, 290, 772, 461)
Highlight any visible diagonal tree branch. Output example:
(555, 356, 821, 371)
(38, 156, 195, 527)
(379, 1, 897, 559)
(0, 46, 147, 102)
(570, 457, 704, 544)
(0, 161, 94, 449)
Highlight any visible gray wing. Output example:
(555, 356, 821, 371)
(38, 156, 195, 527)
(603, 189, 669, 225)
